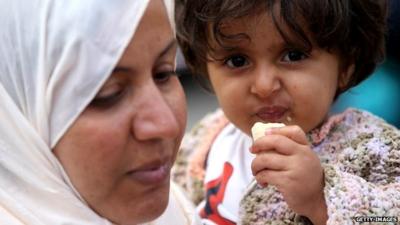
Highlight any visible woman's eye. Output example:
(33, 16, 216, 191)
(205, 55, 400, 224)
(282, 50, 308, 62)
(90, 87, 124, 108)
(154, 71, 177, 83)
(224, 55, 249, 68)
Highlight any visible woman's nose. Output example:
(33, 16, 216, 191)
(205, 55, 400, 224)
(132, 85, 180, 141)
(250, 65, 281, 98)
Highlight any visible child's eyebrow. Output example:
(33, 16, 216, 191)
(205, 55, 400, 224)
(209, 40, 250, 55)
(212, 47, 240, 54)
(210, 38, 290, 56)
(209, 47, 243, 60)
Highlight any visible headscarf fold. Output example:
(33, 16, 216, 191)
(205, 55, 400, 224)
(0, 0, 176, 224)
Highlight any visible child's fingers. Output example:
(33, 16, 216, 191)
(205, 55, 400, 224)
(266, 125, 308, 145)
(251, 151, 288, 175)
(254, 169, 286, 188)
(251, 134, 302, 155)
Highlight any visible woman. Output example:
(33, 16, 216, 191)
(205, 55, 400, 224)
(0, 0, 198, 224)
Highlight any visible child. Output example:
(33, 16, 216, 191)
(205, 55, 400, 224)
(173, 0, 400, 224)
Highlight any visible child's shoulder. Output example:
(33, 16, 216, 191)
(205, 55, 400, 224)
(309, 107, 400, 170)
(309, 107, 399, 145)
(336, 108, 399, 140)
(182, 108, 229, 153)
(173, 108, 230, 203)
(341, 107, 394, 126)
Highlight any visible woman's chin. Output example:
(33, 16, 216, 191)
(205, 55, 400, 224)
(143, 196, 169, 222)
(122, 184, 170, 225)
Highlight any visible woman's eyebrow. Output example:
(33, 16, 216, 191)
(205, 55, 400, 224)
(112, 40, 177, 74)
(158, 39, 177, 59)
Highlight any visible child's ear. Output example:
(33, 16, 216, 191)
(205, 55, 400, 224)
(338, 63, 355, 91)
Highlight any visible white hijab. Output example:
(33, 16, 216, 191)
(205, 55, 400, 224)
(0, 0, 197, 224)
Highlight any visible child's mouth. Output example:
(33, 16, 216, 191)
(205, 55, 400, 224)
(256, 106, 288, 122)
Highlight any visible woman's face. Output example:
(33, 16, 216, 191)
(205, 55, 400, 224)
(53, 0, 187, 224)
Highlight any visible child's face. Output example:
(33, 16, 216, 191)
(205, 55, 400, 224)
(206, 12, 352, 135)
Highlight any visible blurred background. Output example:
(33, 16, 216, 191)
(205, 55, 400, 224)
(178, 0, 400, 130)
(331, 0, 400, 128)
(177, 56, 219, 130)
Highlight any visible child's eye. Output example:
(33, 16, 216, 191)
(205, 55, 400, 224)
(282, 50, 308, 62)
(224, 55, 249, 68)
(154, 71, 178, 84)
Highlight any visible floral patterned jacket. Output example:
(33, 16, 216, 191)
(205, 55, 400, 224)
(172, 108, 400, 225)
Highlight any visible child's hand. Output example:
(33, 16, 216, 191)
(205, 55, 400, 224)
(250, 125, 327, 225)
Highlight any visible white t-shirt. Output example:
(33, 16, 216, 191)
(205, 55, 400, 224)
(197, 124, 254, 225)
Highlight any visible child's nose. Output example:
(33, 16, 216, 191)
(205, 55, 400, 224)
(250, 65, 281, 98)
(132, 84, 180, 141)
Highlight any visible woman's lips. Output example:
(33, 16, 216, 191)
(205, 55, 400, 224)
(128, 163, 169, 185)
(256, 106, 288, 122)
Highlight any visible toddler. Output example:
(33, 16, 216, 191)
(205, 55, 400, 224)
(173, 0, 400, 224)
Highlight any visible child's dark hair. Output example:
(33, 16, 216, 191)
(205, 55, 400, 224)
(176, 0, 387, 93)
